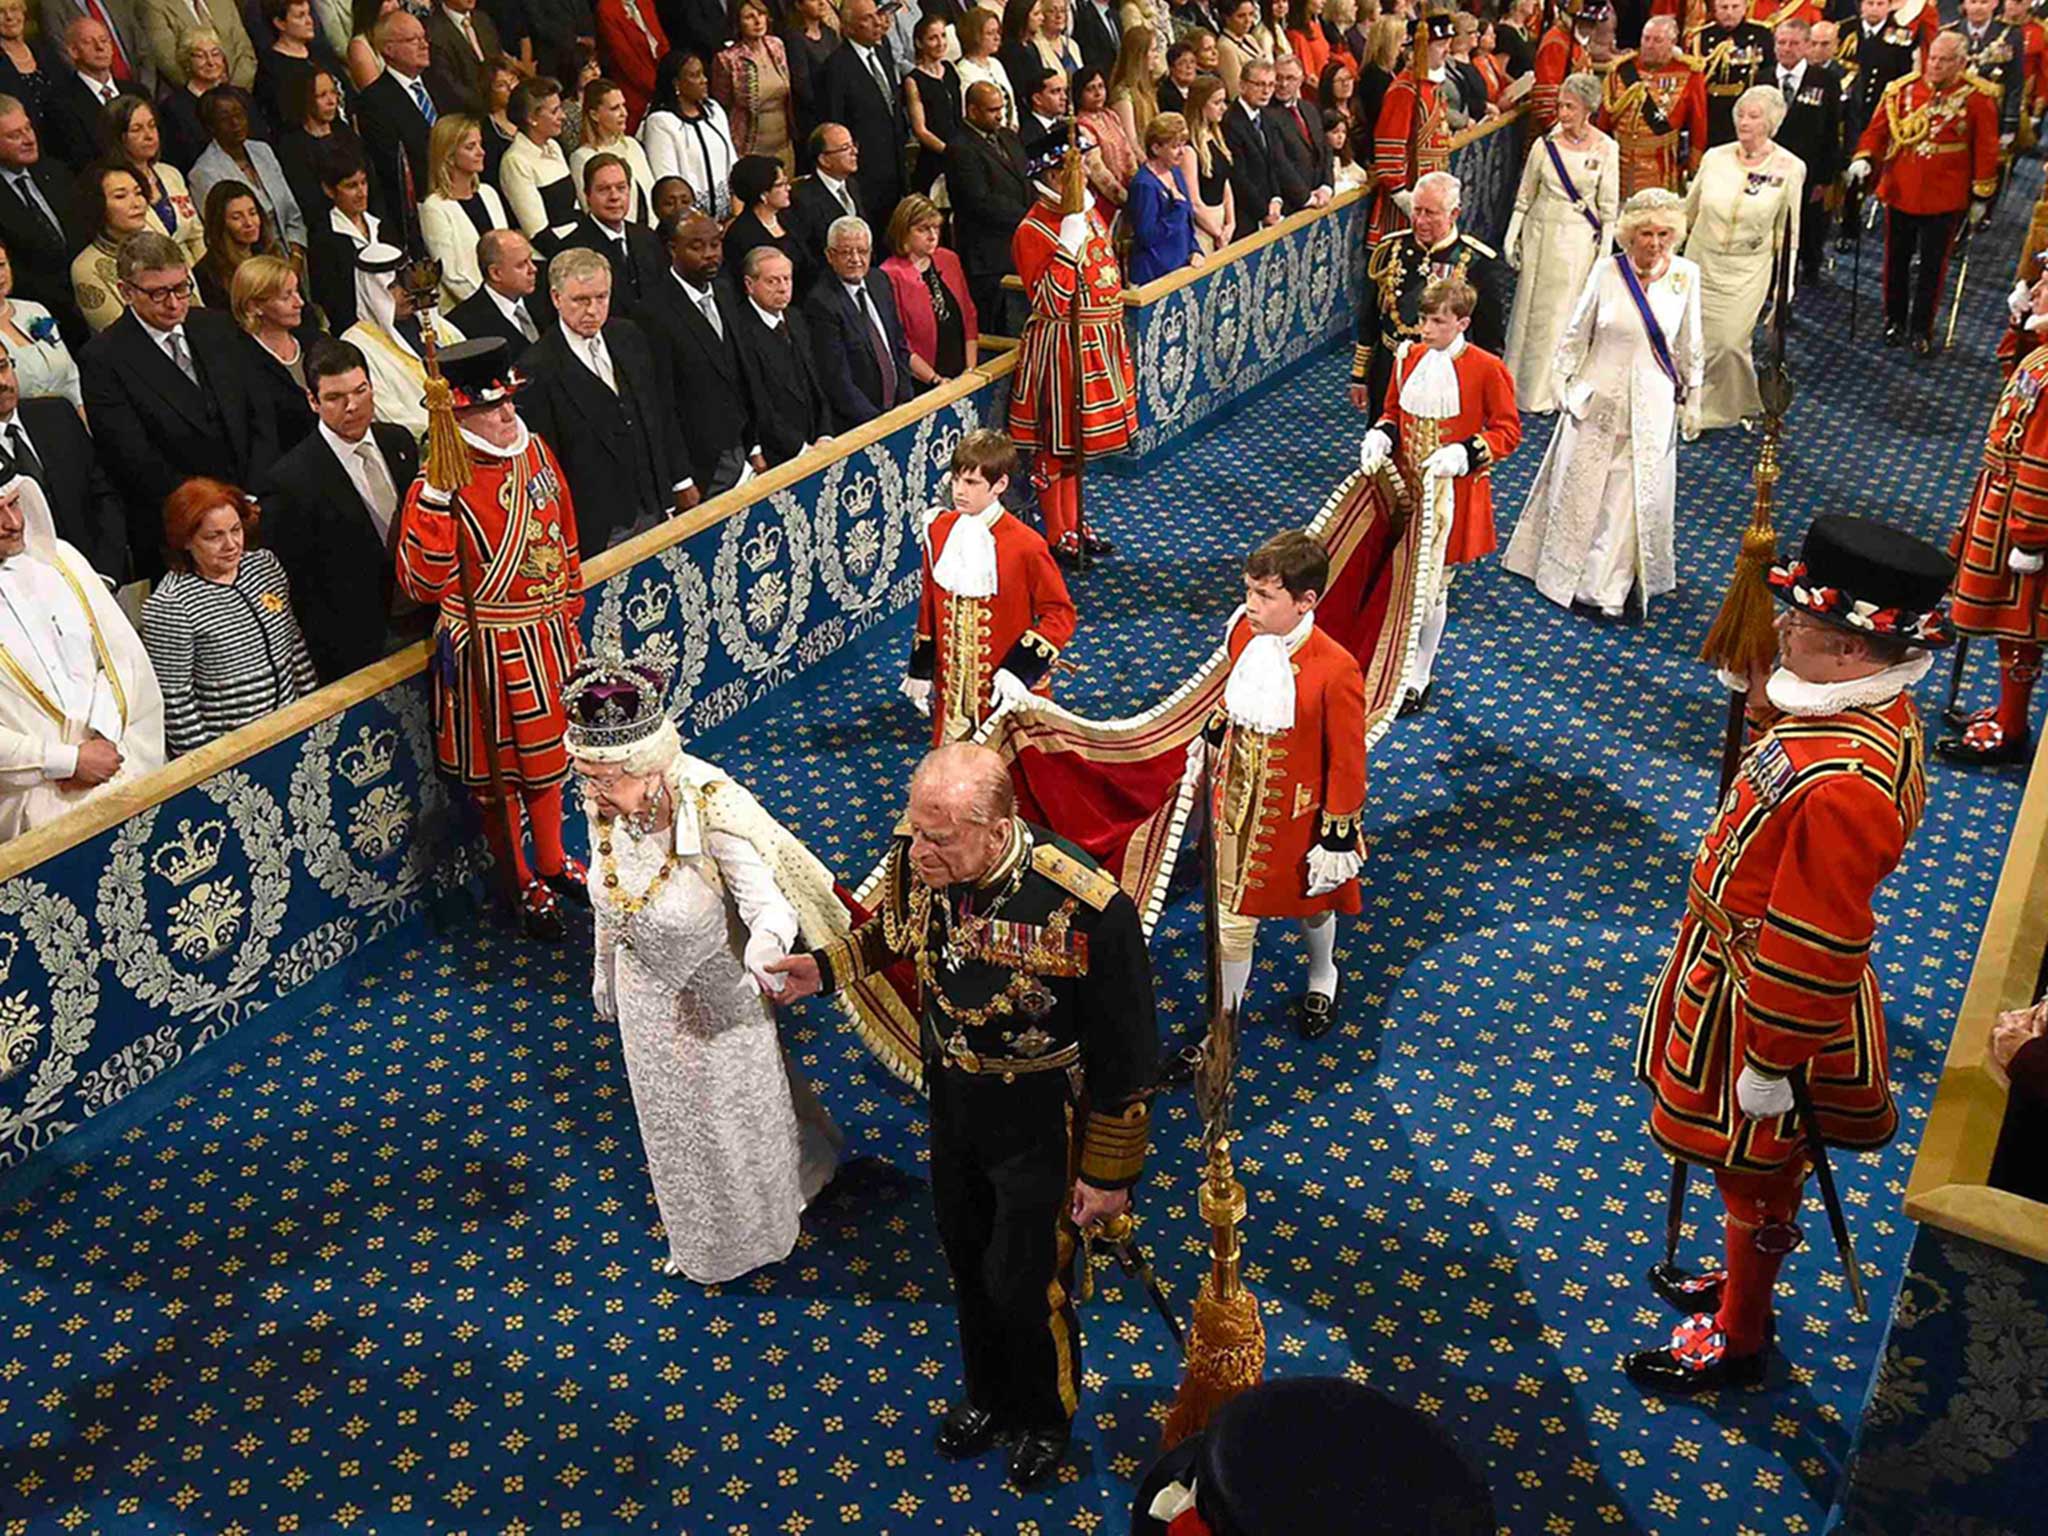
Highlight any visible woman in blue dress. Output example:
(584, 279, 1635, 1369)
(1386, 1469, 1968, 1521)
(1124, 110, 1202, 285)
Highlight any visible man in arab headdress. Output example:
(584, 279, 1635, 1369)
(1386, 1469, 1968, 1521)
(0, 473, 165, 842)
(341, 241, 467, 441)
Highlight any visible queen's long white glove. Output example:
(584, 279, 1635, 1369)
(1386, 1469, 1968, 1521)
(1358, 427, 1393, 473)
(2011, 547, 2046, 575)
(1058, 211, 1088, 254)
(1423, 442, 1470, 479)
(745, 929, 790, 995)
(991, 668, 1034, 705)
(1843, 158, 1871, 185)
(1735, 1065, 1796, 1120)
(1305, 846, 1362, 897)
(900, 675, 932, 715)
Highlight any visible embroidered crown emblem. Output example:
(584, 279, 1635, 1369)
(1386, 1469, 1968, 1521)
(150, 818, 227, 887)
(742, 523, 784, 573)
(841, 472, 878, 519)
(625, 578, 671, 632)
(337, 726, 399, 788)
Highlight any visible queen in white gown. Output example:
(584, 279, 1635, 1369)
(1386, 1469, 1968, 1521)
(566, 644, 846, 1285)
(1505, 188, 1703, 618)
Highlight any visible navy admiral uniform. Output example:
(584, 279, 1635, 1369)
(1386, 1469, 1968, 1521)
(809, 820, 1157, 1478)
(1352, 227, 1510, 423)
(1697, 15, 1774, 147)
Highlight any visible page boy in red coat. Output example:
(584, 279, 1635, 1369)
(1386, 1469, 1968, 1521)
(904, 428, 1077, 746)
(1358, 276, 1521, 715)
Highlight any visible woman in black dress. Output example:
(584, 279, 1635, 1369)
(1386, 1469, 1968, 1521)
(276, 67, 369, 235)
(254, 0, 349, 137)
(902, 11, 960, 197)
(0, 0, 60, 132)
(781, 0, 838, 160)
(722, 154, 799, 270)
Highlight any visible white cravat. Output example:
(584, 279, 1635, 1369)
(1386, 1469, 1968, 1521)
(0, 553, 121, 771)
(1400, 336, 1464, 417)
(1223, 608, 1311, 734)
(930, 504, 1002, 597)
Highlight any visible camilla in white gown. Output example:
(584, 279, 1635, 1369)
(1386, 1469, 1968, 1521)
(1506, 188, 1703, 618)
(566, 644, 848, 1285)
(1501, 74, 1619, 414)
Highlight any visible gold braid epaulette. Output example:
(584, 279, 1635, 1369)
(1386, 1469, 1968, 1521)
(1031, 843, 1119, 911)
(1079, 1100, 1150, 1189)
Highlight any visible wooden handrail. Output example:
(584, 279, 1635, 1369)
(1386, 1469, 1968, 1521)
(0, 350, 1021, 882)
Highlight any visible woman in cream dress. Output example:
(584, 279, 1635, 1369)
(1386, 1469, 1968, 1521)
(1683, 83, 1802, 430)
(1506, 189, 1703, 620)
(566, 645, 845, 1285)
(1501, 73, 1617, 414)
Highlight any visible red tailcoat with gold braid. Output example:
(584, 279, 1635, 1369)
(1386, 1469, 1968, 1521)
(1006, 198, 1137, 459)
(912, 509, 1078, 746)
(1602, 54, 1710, 195)
(1635, 693, 1926, 1174)
(1531, 25, 1592, 130)
(1369, 73, 1450, 243)
(1373, 338, 1523, 566)
(1215, 615, 1367, 921)
(1950, 340, 2048, 641)
(395, 431, 584, 789)
(1856, 70, 2002, 215)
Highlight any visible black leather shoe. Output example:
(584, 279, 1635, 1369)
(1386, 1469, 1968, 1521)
(1051, 535, 1083, 569)
(1936, 727, 2033, 766)
(1081, 527, 1116, 555)
(1883, 323, 1903, 346)
(1623, 1312, 1769, 1395)
(1944, 704, 1992, 731)
(545, 856, 591, 908)
(1297, 973, 1340, 1040)
(935, 1402, 1004, 1460)
(1155, 1044, 1204, 1088)
(1007, 1427, 1070, 1488)
(518, 878, 565, 943)
(1397, 683, 1434, 718)
(1647, 1261, 1726, 1314)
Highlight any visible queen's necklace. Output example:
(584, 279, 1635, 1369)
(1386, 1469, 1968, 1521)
(597, 806, 681, 916)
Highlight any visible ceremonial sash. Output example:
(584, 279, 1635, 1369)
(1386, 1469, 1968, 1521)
(1614, 60, 1675, 136)
(1615, 252, 1685, 405)
(1544, 134, 1604, 237)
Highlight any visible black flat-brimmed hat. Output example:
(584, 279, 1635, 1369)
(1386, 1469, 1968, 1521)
(436, 336, 524, 409)
(1418, 9, 1455, 39)
(1768, 514, 1954, 649)
(1023, 124, 1095, 181)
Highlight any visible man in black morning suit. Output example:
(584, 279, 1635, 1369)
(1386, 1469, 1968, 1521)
(634, 212, 765, 501)
(802, 213, 914, 431)
(815, 0, 905, 225)
(0, 354, 128, 582)
(946, 81, 1032, 333)
(785, 122, 865, 293)
(729, 244, 831, 467)
(447, 228, 552, 361)
(519, 245, 690, 557)
(423, 0, 500, 117)
(78, 231, 279, 580)
(549, 152, 667, 304)
(257, 338, 425, 681)
(1771, 18, 1843, 285)
(1225, 59, 1309, 229)
(354, 9, 435, 231)
(0, 100, 88, 345)
(40, 15, 147, 172)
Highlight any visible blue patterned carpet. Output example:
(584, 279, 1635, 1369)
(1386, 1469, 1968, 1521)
(2, 171, 2038, 1535)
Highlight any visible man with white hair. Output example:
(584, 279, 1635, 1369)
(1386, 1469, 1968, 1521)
(1603, 15, 1707, 197)
(1350, 170, 1509, 419)
(800, 213, 915, 431)
(0, 472, 163, 842)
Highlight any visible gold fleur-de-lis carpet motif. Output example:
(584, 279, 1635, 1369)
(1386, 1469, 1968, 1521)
(1, 171, 2038, 1533)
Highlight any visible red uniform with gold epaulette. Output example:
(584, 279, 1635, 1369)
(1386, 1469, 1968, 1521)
(1749, 0, 1823, 30)
(1215, 615, 1367, 923)
(912, 509, 1078, 747)
(1369, 72, 1451, 245)
(1373, 338, 1523, 565)
(1007, 195, 1137, 554)
(1602, 53, 1710, 195)
(1531, 24, 1593, 131)
(1635, 690, 1923, 1356)
(1890, 0, 1942, 63)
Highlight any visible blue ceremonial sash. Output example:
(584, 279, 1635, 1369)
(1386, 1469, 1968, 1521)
(1614, 252, 1684, 405)
(1544, 135, 1603, 239)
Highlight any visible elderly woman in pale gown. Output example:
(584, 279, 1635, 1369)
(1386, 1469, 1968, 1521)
(1505, 188, 1703, 620)
(567, 645, 846, 1285)
(1502, 73, 1618, 414)
(1683, 83, 1802, 430)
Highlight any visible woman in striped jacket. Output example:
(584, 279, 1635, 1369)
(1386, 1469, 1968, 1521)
(141, 478, 319, 758)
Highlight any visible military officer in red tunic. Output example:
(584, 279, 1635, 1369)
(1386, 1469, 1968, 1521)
(904, 428, 1078, 747)
(1206, 530, 1367, 1043)
(395, 337, 588, 941)
(1626, 515, 1952, 1395)
(1370, 12, 1454, 246)
(1533, 0, 1603, 131)
(1939, 272, 2048, 766)
(1845, 31, 2002, 354)
(1603, 15, 1710, 196)
(1358, 277, 1521, 715)
(1006, 133, 1138, 567)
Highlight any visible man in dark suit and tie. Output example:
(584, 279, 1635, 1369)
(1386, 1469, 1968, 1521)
(730, 245, 832, 467)
(802, 212, 914, 431)
(551, 153, 666, 305)
(43, 14, 147, 171)
(425, 0, 498, 116)
(0, 99, 88, 344)
(519, 246, 691, 556)
(1772, 18, 1842, 285)
(1225, 59, 1308, 230)
(635, 211, 765, 501)
(40, 0, 152, 92)
(1073, 0, 1121, 72)
(947, 80, 1032, 334)
(448, 229, 550, 359)
(1267, 53, 1334, 210)
(0, 353, 128, 582)
(786, 122, 863, 292)
(78, 231, 280, 581)
(816, 0, 905, 225)
(354, 9, 435, 233)
(257, 337, 426, 681)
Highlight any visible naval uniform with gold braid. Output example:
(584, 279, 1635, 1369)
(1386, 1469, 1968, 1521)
(811, 824, 1157, 1434)
(1351, 229, 1510, 423)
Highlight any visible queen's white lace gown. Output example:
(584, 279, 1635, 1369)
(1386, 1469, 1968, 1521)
(592, 810, 842, 1285)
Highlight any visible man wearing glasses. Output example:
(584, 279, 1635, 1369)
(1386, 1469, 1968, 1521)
(78, 229, 278, 580)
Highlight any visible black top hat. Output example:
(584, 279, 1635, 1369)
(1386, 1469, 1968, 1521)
(1419, 9, 1455, 39)
(1768, 514, 1954, 649)
(1130, 1379, 1496, 1536)
(436, 336, 524, 409)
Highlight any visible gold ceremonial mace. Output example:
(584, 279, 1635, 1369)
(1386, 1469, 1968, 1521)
(400, 256, 516, 910)
(1162, 747, 1264, 1447)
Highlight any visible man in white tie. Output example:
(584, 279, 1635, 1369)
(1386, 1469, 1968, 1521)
(0, 472, 164, 843)
(448, 229, 547, 358)
(1772, 18, 1841, 285)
